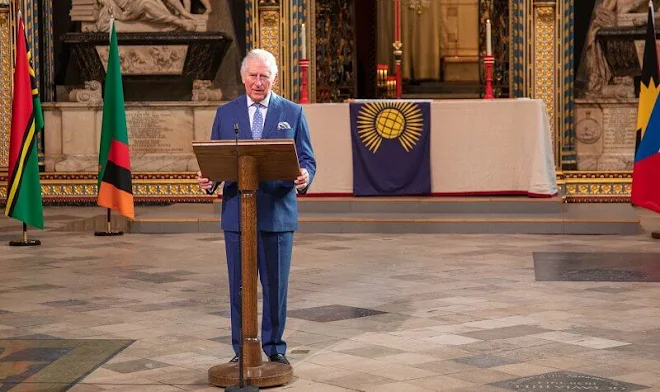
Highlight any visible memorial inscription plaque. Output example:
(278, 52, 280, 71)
(126, 109, 193, 154)
(491, 371, 648, 391)
(575, 100, 637, 171)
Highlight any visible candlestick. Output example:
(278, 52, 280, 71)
(486, 19, 492, 56)
(484, 55, 494, 100)
(393, 41, 402, 99)
(393, 0, 403, 99)
(395, 0, 401, 41)
(300, 59, 310, 103)
(301, 23, 307, 59)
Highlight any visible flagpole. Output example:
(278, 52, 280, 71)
(94, 15, 133, 235)
(6, 11, 44, 245)
(8, 222, 41, 246)
(632, 1, 660, 239)
(649, 0, 660, 240)
(94, 208, 124, 236)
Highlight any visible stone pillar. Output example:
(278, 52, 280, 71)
(40, 0, 55, 102)
(559, 0, 575, 169)
(512, 0, 573, 170)
(245, 0, 305, 101)
(249, 0, 284, 96)
(0, 2, 10, 171)
(532, 0, 560, 168)
(510, 0, 528, 98)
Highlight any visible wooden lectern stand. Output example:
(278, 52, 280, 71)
(193, 139, 300, 388)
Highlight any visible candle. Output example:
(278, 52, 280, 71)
(301, 23, 307, 59)
(395, 0, 401, 42)
(486, 19, 492, 56)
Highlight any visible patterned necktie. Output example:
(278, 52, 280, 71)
(252, 103, 264, 139)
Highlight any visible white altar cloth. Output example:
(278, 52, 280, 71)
(303, 98, 558, 197)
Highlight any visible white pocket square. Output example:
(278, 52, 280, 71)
(277, 121, 291, 130)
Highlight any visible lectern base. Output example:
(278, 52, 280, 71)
(225, 385, 259, 392)
(9, 239, 41, 246)
(208, 362, 293, 388)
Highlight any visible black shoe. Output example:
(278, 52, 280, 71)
(229, 354, 239, 363)
(268, 353, 290, 365)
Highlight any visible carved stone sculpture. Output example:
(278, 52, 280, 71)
(71, 0, 209, 32)
(96, 45, 187, 75)
(192, 79, 222, 101)
(182, 0, 211, 15)
(98, 0, 195, 31)
(66, 0, 229, 101)
(69, 80, 103, 104)
(577, 0, 660, 98)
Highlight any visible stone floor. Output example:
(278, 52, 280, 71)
(1, 206, 660, 391)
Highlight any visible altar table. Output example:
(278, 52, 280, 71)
(302, 98, 558, 197)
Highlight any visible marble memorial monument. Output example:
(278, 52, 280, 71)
(574, 0, 660, 171)
(43, 0, 232, 173)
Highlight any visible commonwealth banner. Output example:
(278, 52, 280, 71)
(350, 100, 431, 196)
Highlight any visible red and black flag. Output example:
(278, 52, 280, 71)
(4, 13, 44, 229)
(97, 21, 134, 219)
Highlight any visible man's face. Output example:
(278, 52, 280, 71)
(243, 59, 273, 102)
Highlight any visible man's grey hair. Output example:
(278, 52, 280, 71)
(240, 49, 278, 83)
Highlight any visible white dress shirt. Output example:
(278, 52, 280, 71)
(247, 92, 271, 130)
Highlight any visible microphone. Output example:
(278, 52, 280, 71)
(234, 122, 240, 189)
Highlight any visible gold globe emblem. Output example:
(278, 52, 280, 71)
(356, 101, 424, 153)
(375, 108, 405, 139)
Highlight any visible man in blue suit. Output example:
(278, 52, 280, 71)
(196, 49, 316, 366)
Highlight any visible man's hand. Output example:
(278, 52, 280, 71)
(294, 168, 309, 190)
(197, 171, 214, 191)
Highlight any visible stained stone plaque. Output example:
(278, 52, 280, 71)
(126, 109, 193, 154)
(533, 252, 660, 282)
(0, 339, 133, 391)
(491, 371, 648, 391)
(575, 99, 637, 171)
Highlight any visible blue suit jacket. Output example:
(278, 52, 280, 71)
(210, 93, 316, 232)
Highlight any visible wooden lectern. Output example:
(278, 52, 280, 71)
(193, 139, 300, 388)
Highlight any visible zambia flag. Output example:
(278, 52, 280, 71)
(4, 13, 44, 229)
(350, 101, 431, 196)
(97, 21, 134, 219)
(632, 2, 660, 213)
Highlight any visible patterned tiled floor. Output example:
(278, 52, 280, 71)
(1, 207, 660, 391)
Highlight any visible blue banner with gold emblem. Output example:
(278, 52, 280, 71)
(350, 100, 431, 196)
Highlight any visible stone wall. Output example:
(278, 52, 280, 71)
(43, 102, 218, 172)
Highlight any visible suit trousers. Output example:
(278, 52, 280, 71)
(224, 230, 293, 356)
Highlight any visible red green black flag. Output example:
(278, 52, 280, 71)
(97, 21, 134, 219)
(4, 13, 44, 229)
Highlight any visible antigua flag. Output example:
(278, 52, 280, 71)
(632, 1, 660, 213)
(635, 1, 660, 152)
(350, 100, 431, 196)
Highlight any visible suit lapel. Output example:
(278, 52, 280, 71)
(236, 95, 252, 139)
(262, 93, 282, 139)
